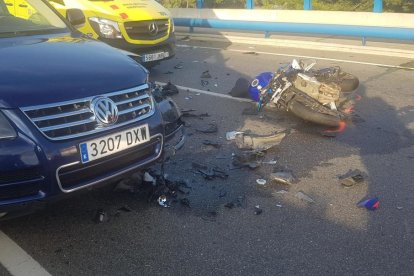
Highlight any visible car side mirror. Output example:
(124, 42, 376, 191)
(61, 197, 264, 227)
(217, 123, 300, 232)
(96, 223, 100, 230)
(66, 9, 85, 27)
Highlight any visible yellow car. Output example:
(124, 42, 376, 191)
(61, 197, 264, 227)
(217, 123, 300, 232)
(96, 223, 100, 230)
(48, 0, 175, 66)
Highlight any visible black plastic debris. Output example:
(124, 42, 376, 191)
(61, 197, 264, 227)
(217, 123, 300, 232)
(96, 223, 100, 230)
(192, 162, 228, 180)
(196, 123, 218, 134)
(254, 205, 263, 215)
(243, 51, 259, 55)
(94, 209, 107, 223)
(113, 178, 135, 193)
(224, 202, 235, 209)
(201, 80, 209, 87)
(203, 140, 221, 148)
(161, 82, 179, 96)
(270, 171, 295, 185)
(202, 211, 218, 221)
(232, 150, 265, 170)
(181, 109, 210, 119)
(164, 71, 174, 74)
(229, 77, 250, 98)
(339, 169, 365, 187)
(200, 70, 212, 79)
(234, 132, 287, 150)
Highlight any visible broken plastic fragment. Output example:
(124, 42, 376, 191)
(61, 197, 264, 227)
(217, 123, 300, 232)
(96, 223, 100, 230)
(226, 131, 244, 141)
(144, 172, 156, 186)
(357, 197, 379, 210)
(94, 209, 107, 223)
(200, 70, 212, 79)
(256, 179, 267, 186)
(339, 170, 365, 187)
(295, 191, 315, 203)
(254, 205, 263, 215)
(203, 140, 221, 148)
(235, 132, 287, 150)
(229, 77, 250, 98)
(117, 206, 132, 213)
(161, 82, 179, 96)
(270, 171, 295, 185)
(157, 195, 170, 208)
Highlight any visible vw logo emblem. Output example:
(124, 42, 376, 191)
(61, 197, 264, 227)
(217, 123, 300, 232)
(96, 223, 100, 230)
(148, 22, 158, 36)
(91, 97, 119, 126)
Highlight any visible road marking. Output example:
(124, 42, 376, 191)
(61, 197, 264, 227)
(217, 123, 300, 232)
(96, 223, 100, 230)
(177, 44, 414, 71)
(0, 231, 51, 276)
(155, 81, 253, 102)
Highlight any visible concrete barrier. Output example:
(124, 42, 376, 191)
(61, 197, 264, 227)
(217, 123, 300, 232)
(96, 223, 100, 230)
(171, 8, 414, 41)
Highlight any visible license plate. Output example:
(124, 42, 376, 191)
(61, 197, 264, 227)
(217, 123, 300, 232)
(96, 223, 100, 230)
(143, 52, 169, 62)
(79, 125, 150, 164)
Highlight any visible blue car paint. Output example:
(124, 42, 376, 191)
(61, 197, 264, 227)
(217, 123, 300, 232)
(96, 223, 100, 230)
(0, 26, 174, 218)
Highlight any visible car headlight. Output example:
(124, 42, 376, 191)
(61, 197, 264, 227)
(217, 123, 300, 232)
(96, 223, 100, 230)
(0, 112, 17, 140)
(89, 17, 122, 39)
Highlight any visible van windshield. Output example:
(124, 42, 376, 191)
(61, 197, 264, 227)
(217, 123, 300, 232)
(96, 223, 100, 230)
(0, 0, 68, 37)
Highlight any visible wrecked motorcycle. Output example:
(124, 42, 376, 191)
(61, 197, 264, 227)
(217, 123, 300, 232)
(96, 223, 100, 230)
(248, 59, 359, 127)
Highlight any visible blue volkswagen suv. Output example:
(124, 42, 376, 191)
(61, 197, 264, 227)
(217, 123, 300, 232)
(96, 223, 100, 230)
(0, 0, 184, 219)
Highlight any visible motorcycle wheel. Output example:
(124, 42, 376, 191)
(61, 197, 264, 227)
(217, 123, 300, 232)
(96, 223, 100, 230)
(287, 98, 341, 127)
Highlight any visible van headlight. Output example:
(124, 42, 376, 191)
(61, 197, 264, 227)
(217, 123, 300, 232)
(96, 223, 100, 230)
(89, 17, 122, 39)
(0, 112, 17, 140)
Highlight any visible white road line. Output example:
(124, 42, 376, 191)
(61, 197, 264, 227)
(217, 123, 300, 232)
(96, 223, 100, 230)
(0, 231, 51, 276)
(155, 81, 253, 102)
(177, 44, 414, 71)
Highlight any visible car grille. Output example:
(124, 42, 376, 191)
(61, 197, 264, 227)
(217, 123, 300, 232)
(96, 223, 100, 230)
(21, 84, 154, 141)
(124, 20, 169, 40)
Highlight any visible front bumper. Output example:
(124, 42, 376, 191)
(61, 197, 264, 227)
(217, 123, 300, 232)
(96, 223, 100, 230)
(100, 33, 176, 64)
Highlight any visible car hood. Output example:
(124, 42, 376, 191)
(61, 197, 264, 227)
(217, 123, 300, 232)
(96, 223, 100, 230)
(0, 33, 147, 108)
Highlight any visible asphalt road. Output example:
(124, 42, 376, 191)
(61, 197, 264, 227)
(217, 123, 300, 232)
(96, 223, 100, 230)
(1, 37, 414, 276)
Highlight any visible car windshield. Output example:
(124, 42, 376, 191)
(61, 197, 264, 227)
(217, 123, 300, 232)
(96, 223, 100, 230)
(0, 0, 68, 37)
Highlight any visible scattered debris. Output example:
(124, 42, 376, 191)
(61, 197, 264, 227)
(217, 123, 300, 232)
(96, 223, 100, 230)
(202, 211, 218, 221)
(295, 191, 315, 203)
(157, 195, 170, 208)
(203, 140, 221, 148)
(229, 77, 250, 98)
(94, 209, 107, 223)
(275, 190, 288, 194)
(144, 172, 156, 186)
(397, 206, 403, 210)
(243, 51, 259, 55)
(224, 202, 235, 209)
(276, 204, 283, 208)
(357, 197, 379, 210)
(164, 71, 173, 75)
(270, 171, 295, 185)
(181, 109, 210, 118)
(256, 179, 267, 185)
(234, 132, 287, 150)
(185, 96, 192, 100)
(226, 131, 244, 141)
(254, 205, 263, 215)
(196, 123, 218, 133)
(192, 162, 228, 180)
(214, 83, 218, 87)
(200, 70, 212, 79)
(339, 170, 365, 187)
(161, 82, 179, 96)
(219, 189, 227, 198)
(232, 150, 265, 170)
(174, 63, 183, 69)
(201, 80, 209, 87)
